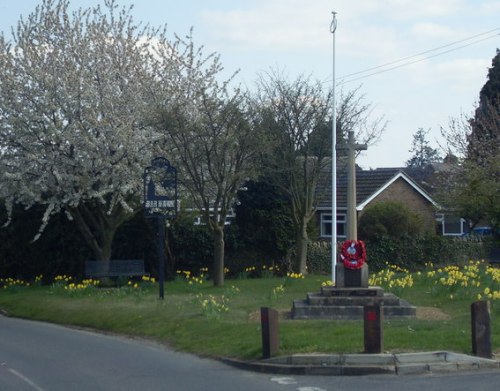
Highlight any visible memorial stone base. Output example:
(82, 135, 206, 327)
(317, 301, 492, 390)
(335, 263, 369, 288)
(291, 264, 416, 320)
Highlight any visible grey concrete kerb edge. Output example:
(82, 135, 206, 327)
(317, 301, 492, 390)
(219, 351, 500, 376)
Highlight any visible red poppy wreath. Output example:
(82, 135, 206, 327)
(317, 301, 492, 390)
(340, 240, 367, 270)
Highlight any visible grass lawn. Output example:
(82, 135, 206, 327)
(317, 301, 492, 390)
(0, 262, 499, 360)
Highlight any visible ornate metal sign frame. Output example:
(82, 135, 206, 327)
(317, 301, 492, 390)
(143, 157, 177, 219)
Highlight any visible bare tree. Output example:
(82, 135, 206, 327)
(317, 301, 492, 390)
(155, 57, 264, 286)
(251, 73, 330, 274)
(440, 112, 472, 159)
(336, 86, 386, 149)
(252, 71, 386, 274)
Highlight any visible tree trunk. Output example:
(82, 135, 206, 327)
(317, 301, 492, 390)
(99, 229, 114, 261)
(294, 218, 309, 275)
(212, 225, 225, 287)
(72, 213, 116, 261)
(69, 203, 132, 261)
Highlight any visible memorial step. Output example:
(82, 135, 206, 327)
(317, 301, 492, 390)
(305, 292, 403, 307)
(321, 286, 384, 297)
(291, 299, 416, 320)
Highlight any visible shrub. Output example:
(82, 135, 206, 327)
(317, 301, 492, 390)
(365, 235, 487, 271)
(234, 179, 294, 262)
(307, 241, 332, 274)
(306, 236, 487, 274)
(358, 201, 423, 240)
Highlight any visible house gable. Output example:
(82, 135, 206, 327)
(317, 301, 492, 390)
(316, 167, 442, 238)
(357, 171, 439, 211)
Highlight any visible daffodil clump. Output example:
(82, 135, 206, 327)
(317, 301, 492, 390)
(50, 274, 73, 292)
(261, 264, 280, 278)
(127, 280, 141, 289)
(425, 260, 500, 300)
(238, 264, 281, 279)
(244, 266, 257, 273)
(0, 277, 30, 290)
(65, 279, 100, 290)
(369, 263, 414, 290)
(317, 260, 500, 302)
(193, 282, 243, 319)
(224, 285, 241, 298)
(63, 279, 101, 296)
(286, 272, 305, 279)
(176, 270, 206, 286)
(427, 261, 481, 289)
(196, 293, 229, 320)
(283, 271, 305, 287)
(53, 274, 73, 284)
(128, 275, 156, 290)
(48, 274, 156, 296)
(269, 284, 286, 302)
(479, 287, 500, 301)
(141, 275, 156, 284)
(48, 275, 99, 296)
(351, 260, 500, 301)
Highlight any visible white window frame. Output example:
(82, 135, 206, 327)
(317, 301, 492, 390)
(436, 213, 467, 236)
(192, 208, 235, 226)
(320, 212, 346, 239)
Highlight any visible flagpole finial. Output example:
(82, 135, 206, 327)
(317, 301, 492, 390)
(330, 11, 337, 33)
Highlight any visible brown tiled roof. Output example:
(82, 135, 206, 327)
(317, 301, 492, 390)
(316, 166, 435, 208)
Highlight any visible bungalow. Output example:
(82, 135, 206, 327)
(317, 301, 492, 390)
(315, 166, 467, 239)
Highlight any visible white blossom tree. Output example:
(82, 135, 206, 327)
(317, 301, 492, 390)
(0, 0, 229, 261)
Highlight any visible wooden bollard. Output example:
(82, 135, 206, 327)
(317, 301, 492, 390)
(261, 307, 279, 359)
(471, 300, 492, 358)
(364, 304, 383, 353)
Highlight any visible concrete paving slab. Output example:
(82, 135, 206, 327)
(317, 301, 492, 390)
(395, 363, 429, 375)
(395, 351, 447, 363)
(343, 353, 395, 366)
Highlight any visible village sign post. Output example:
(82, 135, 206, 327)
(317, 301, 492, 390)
(144, 157, 177, 299)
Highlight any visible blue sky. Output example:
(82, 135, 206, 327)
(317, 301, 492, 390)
(1, 0, 499, 168)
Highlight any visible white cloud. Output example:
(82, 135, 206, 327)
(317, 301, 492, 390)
(200, 1, 332, 52)
(378, 0, 464, 20)
(411, 23, 455, 40)
(193, 0, 496, 168)
(479, 0, 500, 14)
(435, 58, 490, 92)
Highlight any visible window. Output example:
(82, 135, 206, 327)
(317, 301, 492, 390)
(320, 213, 346, 238)
(436, 213, 467, 236)
(192, 209, 235, 226)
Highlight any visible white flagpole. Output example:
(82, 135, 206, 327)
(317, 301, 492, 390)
(330, 12, 337, 284)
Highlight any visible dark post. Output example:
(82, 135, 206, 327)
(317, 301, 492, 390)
(364, 304, 383, 353)
(261, 307, 279, 359)
(157, 219, 165, 300)
(144, 157, 177, 301)
(471, 300, 491, 358)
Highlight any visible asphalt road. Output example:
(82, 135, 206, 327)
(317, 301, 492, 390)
(1, 315, 500, 390)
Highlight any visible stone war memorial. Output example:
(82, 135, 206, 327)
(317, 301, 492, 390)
(292, 132, 416, 320)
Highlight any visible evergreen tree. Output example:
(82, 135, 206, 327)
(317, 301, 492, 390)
(439, 50, 500, 231)
(406, 128, 441, 168)
(468, 49, 500, 163)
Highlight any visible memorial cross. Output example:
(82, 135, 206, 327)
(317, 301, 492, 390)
(340, 131, 367, 240)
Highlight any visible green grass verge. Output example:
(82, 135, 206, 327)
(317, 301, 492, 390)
(0, 268, 499, 360)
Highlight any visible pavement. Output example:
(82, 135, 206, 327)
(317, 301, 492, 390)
(220, 351, 500, 376)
